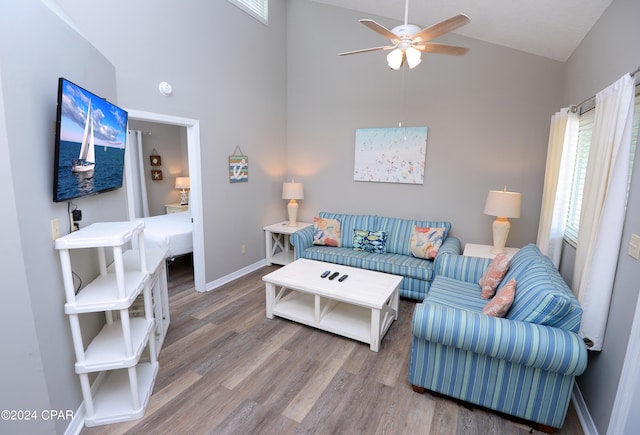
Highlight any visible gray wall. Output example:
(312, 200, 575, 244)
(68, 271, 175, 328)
(561, 0, 640, 433)
(287, 1, 564, 249)
(0, 1, 128, 433)
(56, 0, 289, 282)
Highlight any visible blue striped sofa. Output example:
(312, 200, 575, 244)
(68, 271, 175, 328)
(289, 212, 461, 300)
(409, 244, 588, 431)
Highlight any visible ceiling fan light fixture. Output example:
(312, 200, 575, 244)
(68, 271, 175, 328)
(387, 48, 403, 70)
(406, 47, 422, 69)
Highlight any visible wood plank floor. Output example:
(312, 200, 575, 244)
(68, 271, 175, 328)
(81, 257, 584, 435)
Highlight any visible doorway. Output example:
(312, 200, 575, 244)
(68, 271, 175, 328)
(125, 109, 205, 292)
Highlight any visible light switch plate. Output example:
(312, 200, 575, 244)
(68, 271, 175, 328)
(628, 233, 640, 260)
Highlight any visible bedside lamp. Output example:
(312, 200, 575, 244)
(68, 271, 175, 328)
(175, 176, 190, 205)
(484, 188, 521, 254)
(282, 180, 304, 226)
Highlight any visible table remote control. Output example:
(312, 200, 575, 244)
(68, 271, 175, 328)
(338, 274, 348, 282)
(328, 272, 340, 280)
(321, 270, 331, 278)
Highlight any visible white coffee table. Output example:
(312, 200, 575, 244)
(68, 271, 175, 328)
(262, 259, 402, 352)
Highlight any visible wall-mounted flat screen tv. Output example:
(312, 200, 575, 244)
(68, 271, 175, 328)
(53, 78, 128, 202)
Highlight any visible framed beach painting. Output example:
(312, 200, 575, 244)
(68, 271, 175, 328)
(353, 127, 428, 184)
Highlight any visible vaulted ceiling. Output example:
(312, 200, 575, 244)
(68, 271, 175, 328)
(312, 0, 613, 62)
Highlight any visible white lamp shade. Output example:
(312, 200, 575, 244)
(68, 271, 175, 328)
(484, 190, 521, 218)
(405, 47, 422, 69)
(175, 177, 190, 190)
(387, 48, 403, 70)
(282, 181, 304, 200)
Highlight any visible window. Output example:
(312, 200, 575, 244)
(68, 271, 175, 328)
(564, 87, 640, 245)
(228, 0, 268, 25)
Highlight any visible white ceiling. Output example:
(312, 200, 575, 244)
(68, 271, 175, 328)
(312, 0, 613, 62)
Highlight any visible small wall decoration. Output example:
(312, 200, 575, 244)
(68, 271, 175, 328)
(353, 126, 428, 185)
(229, 146, 248, 183)
(150, 149, 162, 166)
(151, 169, 163, 181)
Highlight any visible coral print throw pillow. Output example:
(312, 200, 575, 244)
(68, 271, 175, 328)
(313, 217, 341, 247)
(478, 253, 510, 299)
(482, 279, 516, 317)
(410, 226, 445, 260)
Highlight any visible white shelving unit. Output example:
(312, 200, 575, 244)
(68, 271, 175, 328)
(109, 247, 170, 357)
(55, 221, 160, 427)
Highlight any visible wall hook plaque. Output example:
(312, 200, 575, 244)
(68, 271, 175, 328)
(150, 148, 162, 166)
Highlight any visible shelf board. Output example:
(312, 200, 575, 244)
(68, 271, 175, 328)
(271, 251, 295, 265)
(107, 248, 169, 275)
(75, 318, 154, 373)
(272, 291, 371, 344)
(84, 362, 158, 427)
(65, 272, 148, 314)
(55, 221, 144, 250)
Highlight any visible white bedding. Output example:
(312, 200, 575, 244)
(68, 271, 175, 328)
(137, 211, 193, 258)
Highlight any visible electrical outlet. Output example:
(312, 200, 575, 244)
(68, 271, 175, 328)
(51, 219, 60, 240)
(241, 244, 247, 255)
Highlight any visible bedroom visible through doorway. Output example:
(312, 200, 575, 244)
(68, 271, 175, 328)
(125, 110, 205, 292)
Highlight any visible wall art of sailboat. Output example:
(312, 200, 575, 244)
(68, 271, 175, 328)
(72, 102, 95, 173)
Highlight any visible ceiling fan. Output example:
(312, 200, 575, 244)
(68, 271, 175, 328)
(338, 0, 470, 70)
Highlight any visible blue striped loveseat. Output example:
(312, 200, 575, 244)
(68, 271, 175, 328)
(289, 212, 461, 300)
(409, 244, 588, 431)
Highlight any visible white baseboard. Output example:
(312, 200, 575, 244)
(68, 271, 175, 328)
(573, 382, 598, 435)
(203, 259, 267, 292)
(64, 372, 107, 435)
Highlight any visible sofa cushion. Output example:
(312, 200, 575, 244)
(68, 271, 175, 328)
(426, 276, 487, 312)
(478, 253, 510, 298)
(503, 245, 582, 332)
(313, 217, 341, 247)
(301, 246, 434, 281)
(409, 226, 445, 260)
(376, 216, 451, 256)
(319, 212, 377, 248)
(482, 279, 516, 317)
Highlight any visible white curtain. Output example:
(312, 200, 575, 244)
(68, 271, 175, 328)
(537, 109, 579, 267)
(573, 73, 635, 351)
(125, 130, 150, 220)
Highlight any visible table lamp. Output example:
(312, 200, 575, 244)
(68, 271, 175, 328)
(282, 180, 304, 226)
(175, 176, 190, 205)
(484, 188, 521, 254)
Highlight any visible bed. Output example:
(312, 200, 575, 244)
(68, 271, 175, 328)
(136, 211, 193, 259)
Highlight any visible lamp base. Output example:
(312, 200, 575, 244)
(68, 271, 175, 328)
(287, 200, 298, 226)
(491, 216, 511, 254)
(180, 189, 188, 206)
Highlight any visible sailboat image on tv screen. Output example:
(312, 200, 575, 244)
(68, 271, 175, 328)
(72, 102, 95, 173)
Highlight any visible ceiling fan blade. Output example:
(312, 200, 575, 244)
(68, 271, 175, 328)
(338, 45, 396, 56)
(359, 19, 400, 43)
(415, 42, 469, 56)
(412, 14, 470, 43)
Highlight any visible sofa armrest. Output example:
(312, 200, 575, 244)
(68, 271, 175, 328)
(438, 236, 461, 256)
(412, 302, 588, 376)
(435, 254, 492, 283)
(290, 225, 315, 260)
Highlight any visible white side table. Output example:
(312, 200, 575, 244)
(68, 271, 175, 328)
(463, 243, 519, 260)
(165, 203, 188, 214)
(264, 221, 313, 266)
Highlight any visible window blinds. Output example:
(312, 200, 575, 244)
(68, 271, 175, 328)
(228, 0, 268, 24)
(564, 88, 640, 245)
